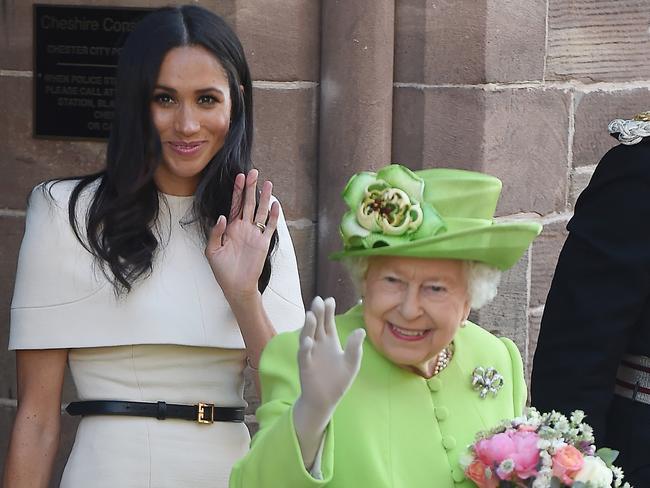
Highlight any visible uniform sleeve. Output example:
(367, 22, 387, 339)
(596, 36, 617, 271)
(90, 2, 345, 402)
(262, 198, 306, 334)
(9, 181, 101, 350)
(500, 337, 527, 416)
(229, 331, 334, 488)
(531, 143, 650, 443)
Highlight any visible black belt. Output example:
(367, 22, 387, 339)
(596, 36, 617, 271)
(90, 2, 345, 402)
(66, 400, 245, 424)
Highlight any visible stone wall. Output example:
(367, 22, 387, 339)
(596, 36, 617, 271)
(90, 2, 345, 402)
(389, 0, 650, 382)
(2, 0, 650, 485)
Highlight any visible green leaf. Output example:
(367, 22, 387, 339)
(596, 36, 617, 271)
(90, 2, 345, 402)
(409, 202, 446, 239)
(572, 482, 588, 488)
(596, 447, 619, 467)
(342, 172, 377, 209)
(376, 165, 424, 202)
(340, 211, 370, 246)
(550, 477, 562, 488)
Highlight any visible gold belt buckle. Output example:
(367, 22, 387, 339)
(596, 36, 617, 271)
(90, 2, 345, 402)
(197, 402, 215, 424)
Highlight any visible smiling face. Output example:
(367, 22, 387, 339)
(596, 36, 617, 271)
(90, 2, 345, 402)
(362, 256, 471, 377)
(151, 45, 233, 195)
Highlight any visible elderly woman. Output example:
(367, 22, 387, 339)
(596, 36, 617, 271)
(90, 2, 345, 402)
(229, 165, 542, 487)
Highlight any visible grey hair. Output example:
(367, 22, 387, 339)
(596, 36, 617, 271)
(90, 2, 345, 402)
(463, 261, 501, 309)
(341, 256, 501, 310)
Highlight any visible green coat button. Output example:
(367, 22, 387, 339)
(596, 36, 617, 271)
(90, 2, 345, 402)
(427, 377, 442, 392)
(451, 467, 466, 482)
(435, 406, 449, 420)
(442, 435, 456, 450)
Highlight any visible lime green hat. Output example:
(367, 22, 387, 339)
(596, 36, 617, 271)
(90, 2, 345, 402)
(330, 164, 542, 270)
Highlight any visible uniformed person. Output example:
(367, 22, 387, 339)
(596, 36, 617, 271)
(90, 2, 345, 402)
(532, 112, 650, 487)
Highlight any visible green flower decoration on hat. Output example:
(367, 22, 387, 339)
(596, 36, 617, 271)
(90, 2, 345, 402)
(341, 165, 446, 250)
(332, 163, 543, 271)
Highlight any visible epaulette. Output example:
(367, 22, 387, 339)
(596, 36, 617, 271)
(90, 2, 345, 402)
(608, 111, 650, 145)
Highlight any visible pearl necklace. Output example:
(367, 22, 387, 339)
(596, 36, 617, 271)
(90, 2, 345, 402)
(432, 344, 453, 376)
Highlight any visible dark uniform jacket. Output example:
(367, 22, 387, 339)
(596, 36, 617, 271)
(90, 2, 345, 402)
(531, 140, 650, 486)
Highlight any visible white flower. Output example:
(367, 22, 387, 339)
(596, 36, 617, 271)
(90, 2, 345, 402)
(539, 450, 553, 469)
(555, 418, 570, 433)
(612, 465, 625, 487)
(496, 459, 515, 480)
(574, 456, 614, 487)
(570, 410, 586, 424)
(458, 453, 474, 470)
(532, 469, 552, 488)
(550, 439, 567, 452)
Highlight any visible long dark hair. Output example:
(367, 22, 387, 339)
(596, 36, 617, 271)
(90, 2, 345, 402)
(54, 5, 276, 294)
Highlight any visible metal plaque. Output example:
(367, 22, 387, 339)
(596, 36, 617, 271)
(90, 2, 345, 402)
(34, 4, 150, 139)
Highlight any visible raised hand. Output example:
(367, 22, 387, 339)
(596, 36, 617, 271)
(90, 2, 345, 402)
(298, 297, 365, 409)
(293, 297, 365, 469)
(205, 169, 279, 303)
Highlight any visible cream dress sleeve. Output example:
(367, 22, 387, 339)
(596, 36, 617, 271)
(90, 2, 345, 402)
(9, 182, 305, 350)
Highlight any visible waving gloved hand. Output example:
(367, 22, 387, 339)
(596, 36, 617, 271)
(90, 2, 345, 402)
(293, 296, 365, 470)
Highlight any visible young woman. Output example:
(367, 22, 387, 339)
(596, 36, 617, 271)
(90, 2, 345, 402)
(3, 6, 304, 488)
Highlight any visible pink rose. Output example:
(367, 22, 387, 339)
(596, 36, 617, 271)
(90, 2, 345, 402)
(475, 432, 516, 466)
(509, 431, 540, 479)
(465, 460, 499, 488)
(552, 445, 584, 485)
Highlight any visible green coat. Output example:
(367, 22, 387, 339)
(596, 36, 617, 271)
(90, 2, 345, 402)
(230, 305, 526, 488)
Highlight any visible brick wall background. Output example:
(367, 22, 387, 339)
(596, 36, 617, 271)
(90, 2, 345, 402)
(2, 1, 650, 485)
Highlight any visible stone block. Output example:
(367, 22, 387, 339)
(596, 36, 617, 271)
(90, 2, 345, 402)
(316, 0, 395, 300)
(395, 0, 545, 84)
(546, 0, 650, 82)
(253, 86, 318, 221)
(0, 403, 16, 479)
(526, 312, 542, 386)
(0, 76, 105, 210)
(316, 259, 360, 313)
(569, 168, 594, 209)
(60, 367, 78, 405)
(286, 223, 316, 306)
(391, 88, 427, 169)
(394, 0, 486, 84)
(393, 87, 571, 215)
(0, 215, 25, 401)
(483, 89, 570, 215)
(233, 0, 320, 81)
(485, 0, 546, 83)
(245, 414, 259, 437)
(470, 249, 530, 358)
(0, 348, 17, 402)
(573, 89, 650, 168)
(530, 220, 569, 308)
(243, 366, 259, 416)
(392, 86, 485, 170)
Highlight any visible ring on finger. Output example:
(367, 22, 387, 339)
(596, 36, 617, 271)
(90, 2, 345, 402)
(254, 222, 266, 232)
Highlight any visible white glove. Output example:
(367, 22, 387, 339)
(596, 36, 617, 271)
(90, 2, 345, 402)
(293, 296, 365, 470)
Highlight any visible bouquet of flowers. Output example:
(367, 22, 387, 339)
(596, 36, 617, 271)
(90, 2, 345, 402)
(460, 408, 632, 488)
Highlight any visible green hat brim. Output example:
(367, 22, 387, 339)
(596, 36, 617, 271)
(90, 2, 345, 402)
(330, 219, 542, 271)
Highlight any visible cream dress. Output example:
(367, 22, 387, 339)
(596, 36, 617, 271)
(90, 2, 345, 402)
(9, 180, 305, 487)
